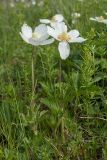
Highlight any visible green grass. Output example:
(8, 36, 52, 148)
(0, 0, 107, 159)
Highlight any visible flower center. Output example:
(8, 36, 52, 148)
(97, 16, 104, 21)
(58, 32, 71, 41)
(32, 32, 41, 39)
(51, 16, 57, 22)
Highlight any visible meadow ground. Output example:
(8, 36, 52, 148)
(0, 0, 107, 159)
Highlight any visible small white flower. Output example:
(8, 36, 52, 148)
(10, 2, 15, 7)
(47, 22, 86, 60)
(32, 0, 36, 5)
(104, 12, 107, 16)
(71, 12, 81, 24)
(40, 14, 64, 27)
(90, 16, 107, 24)
(71, 12, 81, 18)
(38, 0, 44, 7)
(20, 24, 54, 46)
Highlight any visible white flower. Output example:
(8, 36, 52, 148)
(90, 16, 107, 24)
(40, 14, 64, 27)
(31, 0, 36, 5)
(20, 24, 54, 46)
(10, 2, 15, 7)
(71, 12, 81, 24)
(47, 22, 86, 60)
(38, 0, 44, 7)
(71, 12, 81, 18)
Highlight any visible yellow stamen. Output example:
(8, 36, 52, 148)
(58, 32, 71, 41)
(32, 32, 41, 39)
(98, 16, 104, 21)
(51, 16, 56, 22)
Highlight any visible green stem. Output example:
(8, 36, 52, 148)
(32, 52, 35, 97)
(61, 116, 65, 143)
(59, 59, 65, 143)
(59, 59, 62, 93)
(31, 48, 35, 108)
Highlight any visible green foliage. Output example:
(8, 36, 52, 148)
(0, 0, 107, 159)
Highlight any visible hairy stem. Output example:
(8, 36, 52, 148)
(61, 116, 65, 143)
(59, 59, 62, 93)
(59, 59, 65, 143)
(32, 52, 35, 97)
(31, 48, 35, 108)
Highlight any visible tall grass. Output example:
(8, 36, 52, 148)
(0, 0, 107, 159)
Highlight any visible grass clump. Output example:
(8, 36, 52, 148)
(0, 0, 107, 159)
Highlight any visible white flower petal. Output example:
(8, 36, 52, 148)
(29, 38, 54, 46)
(37, 34, 49, 42)
(68, 30, 80, 40)
(54, 14, 64, 22)
(54, 22, 67, 34)
(70, 37, 86, 43)
(90, 17, 107, 23)
(20, 32, 29, 43)
(39, 38, 54, 45)
(34, 24, 47, 35)
(58, 42, 70, 60)
(90, 17, 97, 21)
(29, 38, 40, 46)
(40, 19, 51, 24)
(47, 26, 58, 40)
(103, 20, 107, 24)
(50, 22, 57, 27)
(34, 24, 49, 41)
(21, 24, 32, 38)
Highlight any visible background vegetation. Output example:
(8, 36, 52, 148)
(0, 0, 107, 159)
